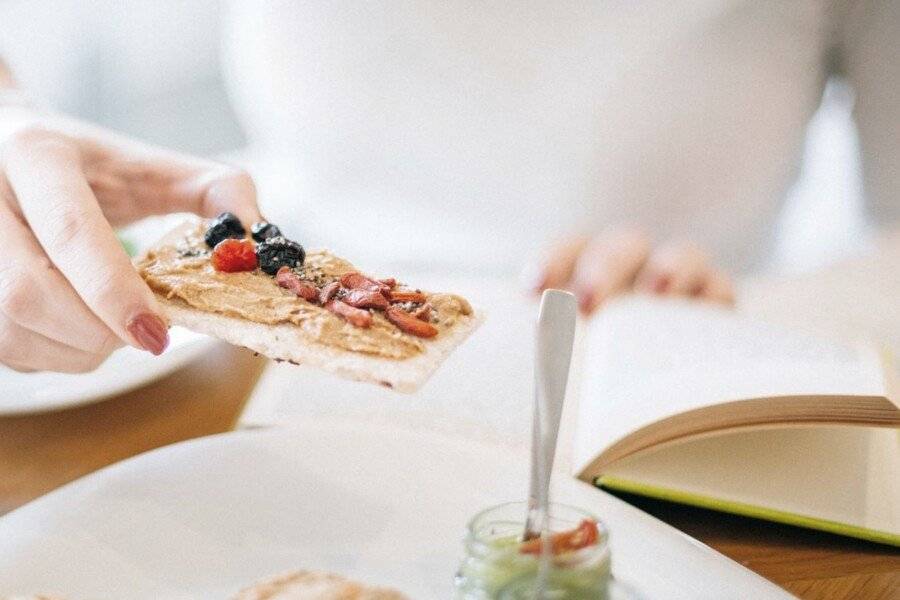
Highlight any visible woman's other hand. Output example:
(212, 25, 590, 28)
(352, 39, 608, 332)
(529, 228, 735, 315)
(0, 68, 260, 373)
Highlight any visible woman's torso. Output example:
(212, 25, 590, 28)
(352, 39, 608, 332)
(223, 1, 829, 274)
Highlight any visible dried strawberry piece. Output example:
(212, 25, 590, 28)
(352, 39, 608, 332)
(386, 306, 438, 338)
(412, 303, 432, 321)
(388, 289, 427, 304)
(319, 281, 341, 305)
(211, 239, 258, 272)
(343, 289, 389, 310)
(378, 278, 397, 289)
(340, 272, 389, 294)
(275, 266, 318, 301)
(326, 299, 372, 328)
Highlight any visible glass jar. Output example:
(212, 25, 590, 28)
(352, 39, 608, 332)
(454, 501, 612, 599)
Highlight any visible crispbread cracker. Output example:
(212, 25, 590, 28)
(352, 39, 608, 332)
(158, 295, 481, 392)
(232, 570, 408, 599)
(141, 220, 482, 392)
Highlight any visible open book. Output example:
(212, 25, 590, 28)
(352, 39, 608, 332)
(572, 296, 899, 546)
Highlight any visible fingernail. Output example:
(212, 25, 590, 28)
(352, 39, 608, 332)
(126, 312, 169, 355)
(652, 275, 671, 294)
(577, 290, 595, 315)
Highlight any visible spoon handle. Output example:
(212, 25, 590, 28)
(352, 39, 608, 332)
(523, 289, 577, 541)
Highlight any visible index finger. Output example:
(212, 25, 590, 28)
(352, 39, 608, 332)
(74, 129, 262, 226)
(570, 229, 650, 314)
(4, 128, 169, 354)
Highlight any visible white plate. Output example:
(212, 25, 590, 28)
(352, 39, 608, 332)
(0, 421, 790, 599)
(0, 327, 216, 415)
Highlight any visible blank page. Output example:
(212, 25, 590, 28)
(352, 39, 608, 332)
(572, 296, 887, 475)
(602, 425, 899, 537)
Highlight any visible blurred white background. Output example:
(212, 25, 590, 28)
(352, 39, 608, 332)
(0, 0, 242, 154)
(0, 0, 869, 275)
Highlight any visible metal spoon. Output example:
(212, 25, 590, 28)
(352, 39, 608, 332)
(522, 289, 578, 542)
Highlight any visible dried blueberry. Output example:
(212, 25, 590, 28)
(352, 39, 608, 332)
(250, 221, 282, 243)
(256, 236, 305, 275)
(204, 212, 246, 248)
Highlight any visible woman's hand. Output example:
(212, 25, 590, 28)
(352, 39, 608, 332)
(0, 87, 260, 372)
(530, 228, 735, 314)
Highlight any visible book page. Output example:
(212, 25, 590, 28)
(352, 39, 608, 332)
(572, 295, 888, 475)
(740, 232, 900, 373)
(602, 425, 899, 538)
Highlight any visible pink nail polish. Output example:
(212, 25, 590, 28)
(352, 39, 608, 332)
(126, 312, 169, 355)
(578, 290, 595, 315)
(653, 275, 671, 294)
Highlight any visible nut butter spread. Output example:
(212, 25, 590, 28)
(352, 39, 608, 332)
(137, 225, 472, 359)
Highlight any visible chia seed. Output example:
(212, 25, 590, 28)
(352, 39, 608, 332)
(176, 241, 209, 258)
(293, 265, 330, 286)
